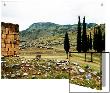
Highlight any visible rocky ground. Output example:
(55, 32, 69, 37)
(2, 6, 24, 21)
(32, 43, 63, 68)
(1, 57, 69, 79)
(1, 56, 102, 90)
(70, 62, 102, 90)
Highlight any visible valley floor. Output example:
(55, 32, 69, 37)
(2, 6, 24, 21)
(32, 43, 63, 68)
(1, 47, 102, 90)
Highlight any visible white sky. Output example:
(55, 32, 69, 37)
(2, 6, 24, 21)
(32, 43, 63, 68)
(1, 0, 105, 31)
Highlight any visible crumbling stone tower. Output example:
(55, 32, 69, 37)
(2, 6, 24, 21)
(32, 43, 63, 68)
(1, 22, 19, 56)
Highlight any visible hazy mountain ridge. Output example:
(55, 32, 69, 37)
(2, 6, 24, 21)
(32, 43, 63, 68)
(20, 22, 97, 41)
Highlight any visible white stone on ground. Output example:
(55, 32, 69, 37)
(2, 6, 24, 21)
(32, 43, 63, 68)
(78, 68, 85, 73)
(23, 73, 28, 76)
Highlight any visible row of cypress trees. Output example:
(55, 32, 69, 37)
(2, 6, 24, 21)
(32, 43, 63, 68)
(77, 16, 105, 53)
(93, 26, 105, 52)
(64, 16, 105, 60)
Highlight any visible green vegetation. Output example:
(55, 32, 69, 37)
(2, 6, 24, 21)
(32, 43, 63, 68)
(70, 53, 102, 90)
(64, 32, 70, 59)
(19, 22, 100, 50)
(1, 57, 69, 79)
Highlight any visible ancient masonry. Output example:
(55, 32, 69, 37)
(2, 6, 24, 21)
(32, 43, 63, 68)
(1, 22, 19, 56)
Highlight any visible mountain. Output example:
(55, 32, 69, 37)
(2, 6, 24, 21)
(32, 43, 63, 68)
(20, 22, 97, 41)
(20, 22, 79, 41)
(19, 22, 99, 48)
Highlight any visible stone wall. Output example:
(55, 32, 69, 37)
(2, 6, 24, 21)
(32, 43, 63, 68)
(1, 22, 19, 56)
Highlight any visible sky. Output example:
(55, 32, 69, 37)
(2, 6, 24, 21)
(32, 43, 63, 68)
(1, 0, 105, 31)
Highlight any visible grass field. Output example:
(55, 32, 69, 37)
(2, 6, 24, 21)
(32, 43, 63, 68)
(1, 47, 69, 79)
(1, 45, 102, 90)
(70, 53, 102, 90)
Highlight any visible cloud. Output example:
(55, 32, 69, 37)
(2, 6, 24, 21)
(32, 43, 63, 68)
(1, 0, 105, 31)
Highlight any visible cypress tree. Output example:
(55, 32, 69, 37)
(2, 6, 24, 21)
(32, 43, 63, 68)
(96, 30, 98, 51)
(102, 33, 105, 51)
(93, 28, 95, 51)
(89, 32, 92, 50)
(82, 16, 87, 52)
(82, 16, 87, 61)
(64, 32, 70, 59)
(89, 32, 93, 62)
(77, 16, 82, 52)
(93, 27, 97, 52)
(97, 26, 103, 52)
(87, 35, 90, 51)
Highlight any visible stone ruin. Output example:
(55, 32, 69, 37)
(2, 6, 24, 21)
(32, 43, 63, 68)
(1, 22, 19, 56)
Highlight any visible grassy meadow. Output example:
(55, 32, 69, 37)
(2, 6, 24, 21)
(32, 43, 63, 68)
(70, 53, 102, 90)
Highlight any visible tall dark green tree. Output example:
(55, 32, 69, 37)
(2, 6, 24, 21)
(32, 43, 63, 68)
(87, 35, 90, 51)
(82, 16, 87, 52)
(77, 16, 82, 52)
(64, 32, 70, 59)
(97, 26, 103, 52)
(82, 16, 87, 61)
(89, 32, 92, 50)
(93, 27, 98, 52)
(102, 33, 105, 51)
(93, 26, 104, 52)
(96, 26, 103, 64)
(89, 32, 93, 62)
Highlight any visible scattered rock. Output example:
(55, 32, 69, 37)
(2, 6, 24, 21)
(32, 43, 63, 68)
(77, 66, 81, 69)
(32, 75, 36, 79)
(78, 68, 85, 73)
(21, 60, 25, 63)
(97, 76, 101, 80)
(11, 74, 16, 78)
(23, 73, 28, 76)
(92, 71, 97, 75)
(16, 73, 21, 76)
